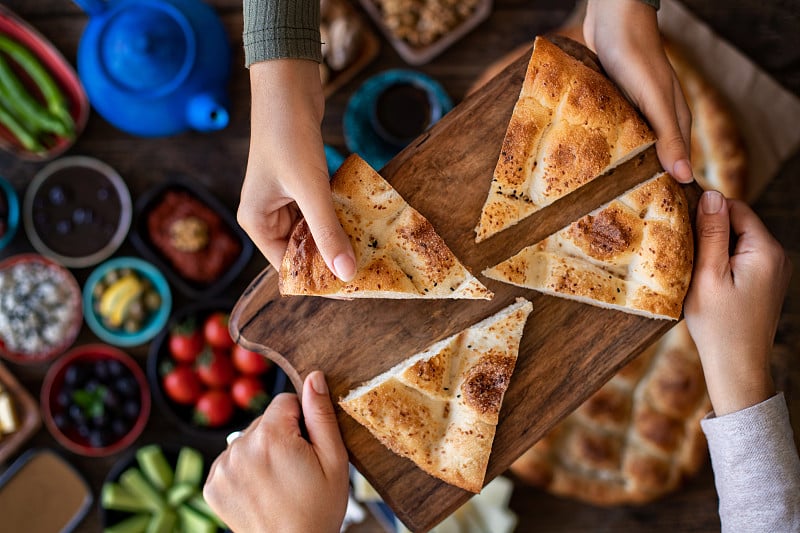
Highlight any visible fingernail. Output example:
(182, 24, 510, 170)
(673, 159, 694, 183)
(309, 371, 328, 395)
(333, 254, 356, 282)
(701, 190, 723, 214)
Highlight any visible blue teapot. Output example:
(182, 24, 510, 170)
(74, 0, 231, 137)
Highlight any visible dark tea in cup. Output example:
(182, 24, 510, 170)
(372, 82, 440, 146)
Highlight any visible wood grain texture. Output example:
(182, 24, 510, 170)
(231, 42, 702, 531)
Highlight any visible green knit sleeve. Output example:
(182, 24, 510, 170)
(243, 0, 321, 67)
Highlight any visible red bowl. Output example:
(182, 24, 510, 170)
(0, 5, 89, 161)
(41, 344, 151, 457)
(0, 253, 83, 364)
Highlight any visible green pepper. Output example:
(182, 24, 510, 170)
(0, 53, 70, 137)
(0, 101, 42, 152)
(0, 35, 74, 136)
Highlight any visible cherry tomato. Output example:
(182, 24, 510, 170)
(162, 366, 204, 405)
(168, 318, 204, 364)
(231, 376, 270, 412)
(195, 348, 235, 388)
(193, 390, 234, 427)
(231, 345, 272, 376)
(203, 312, 233, 350)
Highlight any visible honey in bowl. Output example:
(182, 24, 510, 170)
(372, 82, 436, 146)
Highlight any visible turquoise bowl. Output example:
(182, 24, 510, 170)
(0, 176, 19, 250)
(83, 257, 172, 347)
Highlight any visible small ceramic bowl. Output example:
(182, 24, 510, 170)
(147, 301, 288, 440)
(24, 156, 132, 269)
(0, 6, 90, 160)
(0, 254, 82, 365)
(130, 176, 254, 299)
(83, 257, 172, 347)
(41, 344, 151, 457)
(0, 175, 19, 250)
(100, 444, 227, 532)
(344, 70, 452, 169)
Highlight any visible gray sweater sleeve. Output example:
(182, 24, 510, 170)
(701, 393, 800, 533)
(243, 0, 321, 67)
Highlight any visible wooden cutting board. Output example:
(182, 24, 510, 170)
(230, 38, 702, 532)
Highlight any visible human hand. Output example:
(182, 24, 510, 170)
(583, 0, 693, 184)
(684, 191, 792, 416)
(203, 371, 350, 533)
(238, 59, 356, 281)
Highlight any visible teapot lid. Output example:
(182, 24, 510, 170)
(99, 1, 195, 94)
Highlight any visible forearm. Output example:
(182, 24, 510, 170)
(698, 348, 775, 416)
(702, 393, 800, 533)
(243, 0, 321, 66)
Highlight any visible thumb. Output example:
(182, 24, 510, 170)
(302, 371, 348, 475)
(694, 190, 731, 277)
(294, 177, 356, 282)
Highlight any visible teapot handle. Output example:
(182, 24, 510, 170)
(72, 0, 108, 15)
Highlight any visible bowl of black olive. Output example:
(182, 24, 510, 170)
(41, 344, 150, 457)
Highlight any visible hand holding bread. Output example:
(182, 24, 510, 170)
(684, 192, 792, 416)
(238, 59, 357, 282)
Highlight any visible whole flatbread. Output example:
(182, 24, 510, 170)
(511, 322, 710, 505)
(483, 173, 692, 320)
(665, 42, 747, 200)
(279, 154, 492, 299)
(475, 36, 656, 242)
(339, 298, 533, 493)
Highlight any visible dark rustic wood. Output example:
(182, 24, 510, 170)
(0, 1, 796, 532)
(231, 41, 704, 531)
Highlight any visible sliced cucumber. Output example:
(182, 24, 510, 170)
(101, 482, 152, 513)
(174, 447, 204, 487)
(166, 482, 197, 507)
(137, 445, 174, 491)
(119, 468, 165, 512)
(104, 513, 150, 533)
(178, 504, 217, 533)
(145, 508, 177, 533)
(188, 494, 226, 529)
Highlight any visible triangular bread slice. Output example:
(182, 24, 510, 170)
(474, 36, 656, 242)
(339, 298, 533, 493)
(483, 174, 692, 320)
(279, 155, 492, 299)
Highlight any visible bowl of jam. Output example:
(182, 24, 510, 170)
(23, 156, 132, 268)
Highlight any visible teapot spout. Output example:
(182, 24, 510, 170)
(72, 0, 108, 15)
(187, 93, 229, 132)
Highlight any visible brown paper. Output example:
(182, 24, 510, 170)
(657, 0, 800, 202)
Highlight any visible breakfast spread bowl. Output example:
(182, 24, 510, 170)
(147, 300, 288, 440)
(83, 257, 172, 348)
(0, 175, 19, 250)
(41, 343, 151, 457)
(100, 444, 227, 532)
(0, 5, 90, 161)
(0, 254, 82, 365)
(24, 156, 132, 269)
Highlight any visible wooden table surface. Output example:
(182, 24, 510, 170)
(0, 1, 797, 532)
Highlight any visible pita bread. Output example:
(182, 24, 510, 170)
(665, 42, 747, 200)
(511, 322, 710, 505)
(279, 154, 492, 299)
(474, 36, 656, 243)
(339, 298, 533, 493)
(483, 173, 692, 320)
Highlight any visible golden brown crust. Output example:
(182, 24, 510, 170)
(483, 173, 693, 320)
(340, 299, 532, 493)
(510, 322, 711, 506)
(665, 42, 748, 200)
(475, 36, 656, 242)
(279, 155, 492, 299)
